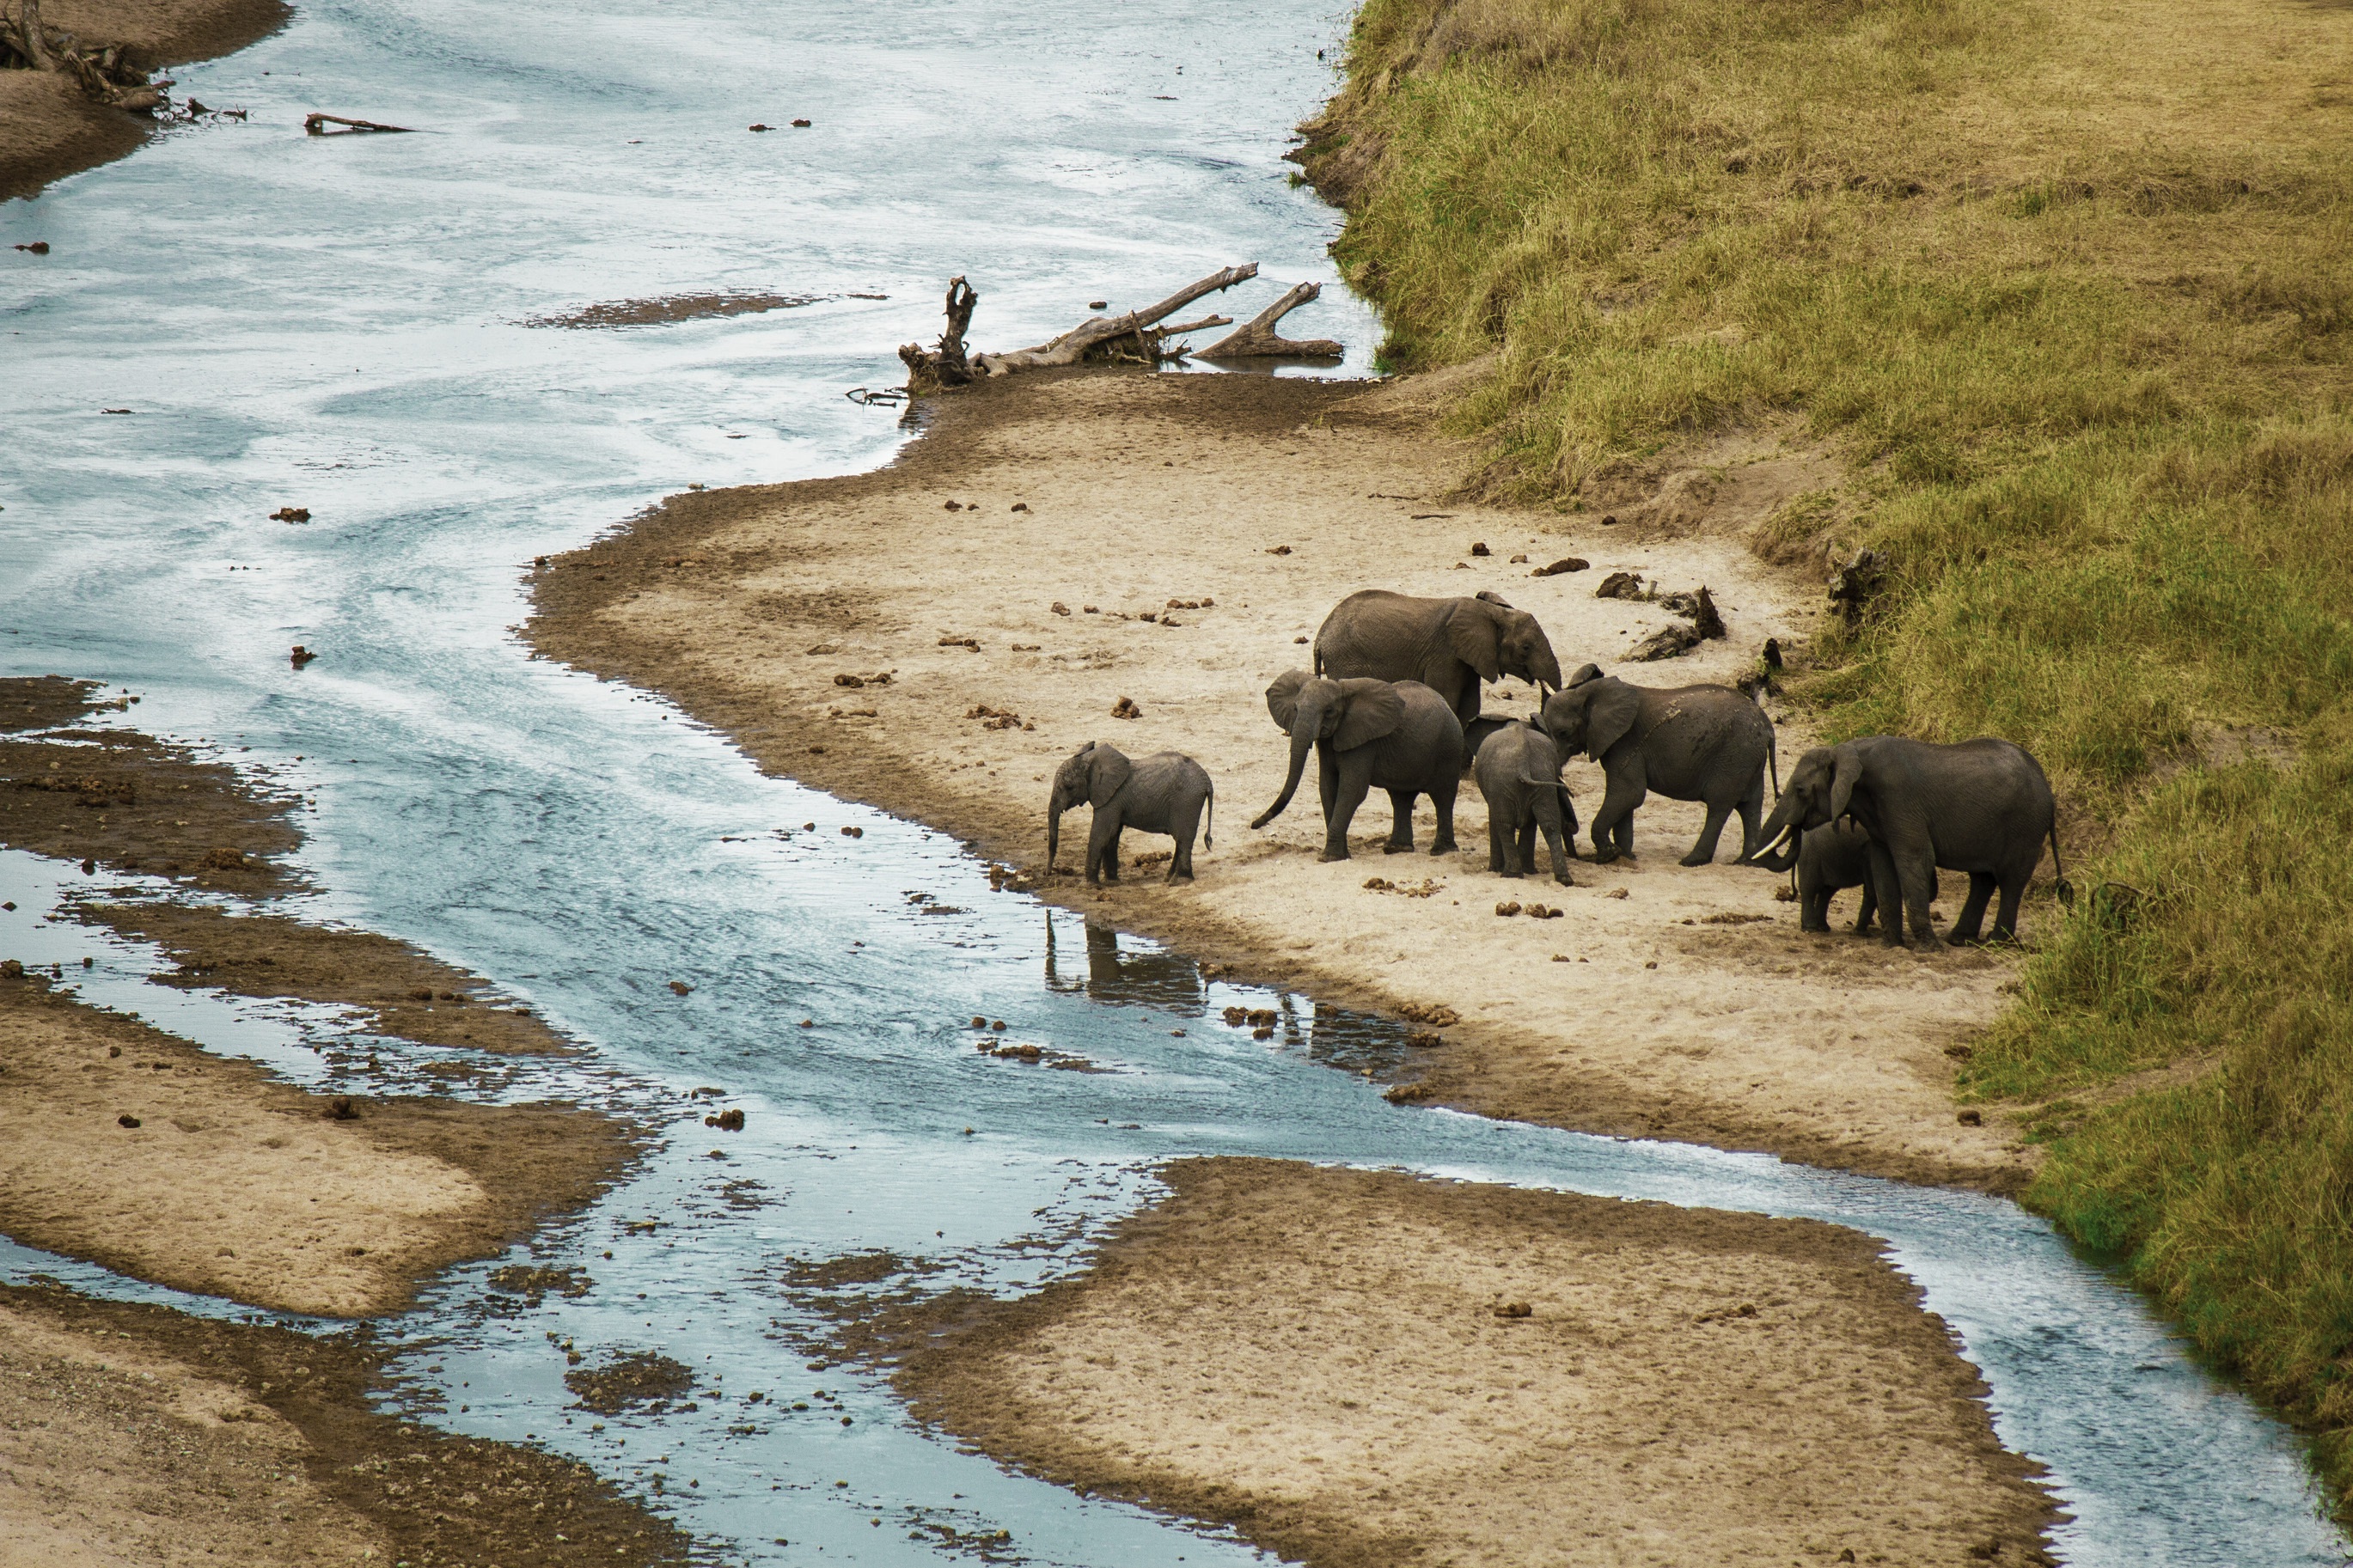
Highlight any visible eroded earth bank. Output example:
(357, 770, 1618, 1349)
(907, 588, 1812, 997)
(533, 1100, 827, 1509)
(529, 366, 2074, 1563)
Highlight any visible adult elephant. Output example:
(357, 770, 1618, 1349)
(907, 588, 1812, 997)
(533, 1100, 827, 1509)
(1753, 736, 2066, 949)
(1538, 669, 1778, 865)
(1249, 672, 1463, 862)
(1314, 589, 1564, 728)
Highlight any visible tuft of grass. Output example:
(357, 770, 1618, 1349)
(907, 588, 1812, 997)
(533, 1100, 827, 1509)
(1304, 0, 2353, 1505)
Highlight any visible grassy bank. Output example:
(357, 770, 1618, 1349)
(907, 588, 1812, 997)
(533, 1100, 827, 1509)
(1299, 0, 2353, 1501)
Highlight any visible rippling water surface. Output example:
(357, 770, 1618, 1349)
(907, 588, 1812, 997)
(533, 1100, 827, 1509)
(3, 1, 2347, 1563)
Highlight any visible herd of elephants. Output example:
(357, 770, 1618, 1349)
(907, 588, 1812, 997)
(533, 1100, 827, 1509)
(1043, 588, 2070, 949)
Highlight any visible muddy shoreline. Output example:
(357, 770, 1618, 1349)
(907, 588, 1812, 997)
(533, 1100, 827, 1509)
(0, 0, 289, 203)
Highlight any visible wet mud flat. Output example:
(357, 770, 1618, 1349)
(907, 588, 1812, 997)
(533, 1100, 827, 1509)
(0, 1277, 692, 1567)
(525, 366, 2039, 1193)
(0, 673, 679, 1557)
(826, 1159, 2059, 1567)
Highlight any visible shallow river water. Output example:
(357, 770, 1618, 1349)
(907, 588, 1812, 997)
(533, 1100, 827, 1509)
(3, 0, 2348, 1563)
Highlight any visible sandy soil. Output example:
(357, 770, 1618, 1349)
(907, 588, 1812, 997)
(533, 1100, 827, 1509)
(0, 1278, 689, 1567)
(528, 368, 2053, 1191)
(865, 1159, 2055, 1568)
(0, 0, 287, 201)
(0, 972, 635, 1316)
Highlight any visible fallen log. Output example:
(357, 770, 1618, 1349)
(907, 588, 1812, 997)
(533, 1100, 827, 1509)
(304, 113, 418, 135)
(969, 263, 1258, 375)
(1196, 280, 1342, 359)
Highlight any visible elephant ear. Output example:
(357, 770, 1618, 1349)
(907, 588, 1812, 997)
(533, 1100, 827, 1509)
(1828, 741, 1865, 825)
(1566, 662, 1602, 689)
(1087, 745, 1132, 808)
(1266, 669, 1311, 732)
(1584, 679, 1641, 762)
(1444, 601, 1504, 682)
(1332, 680, 1407, 751)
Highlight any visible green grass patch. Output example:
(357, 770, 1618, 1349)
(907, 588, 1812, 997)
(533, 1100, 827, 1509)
(1304, 0, 2353, 1505)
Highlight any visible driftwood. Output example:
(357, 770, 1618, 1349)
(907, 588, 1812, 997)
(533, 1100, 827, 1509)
(1196, 280, 1342, 359)
(2, 0, 168, 107)
(898, 277, 981, 389)
(304, 113, 417, 135)
(971, 263, 1259, 375)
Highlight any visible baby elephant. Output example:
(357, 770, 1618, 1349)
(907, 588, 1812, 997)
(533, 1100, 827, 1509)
(1475, 722, 1578, 884)
(1047, 741, 1213, 886)
(1782, 821, 1934, 935)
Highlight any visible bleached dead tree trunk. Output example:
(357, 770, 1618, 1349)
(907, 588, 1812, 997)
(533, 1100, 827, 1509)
(969, 264, 1260, 375)
(1195, 281, 1342, 358)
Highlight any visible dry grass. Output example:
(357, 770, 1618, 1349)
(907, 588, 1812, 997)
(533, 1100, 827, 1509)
(1303, 0, 2353, 1504)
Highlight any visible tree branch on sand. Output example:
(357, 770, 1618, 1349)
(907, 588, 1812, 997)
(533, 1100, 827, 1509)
(898, 265, 1264, 391)
(1, 0, 172, 110)
(1195, 281, 1344, 359)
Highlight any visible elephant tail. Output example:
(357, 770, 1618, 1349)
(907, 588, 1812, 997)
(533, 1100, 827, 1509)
(2050, 821, 2075, 910)
(1768, 739, 1781, 802)
(1204, 782, 1214, 852)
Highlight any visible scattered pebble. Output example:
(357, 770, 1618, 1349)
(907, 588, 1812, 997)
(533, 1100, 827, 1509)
(1531, 557, 1590, 577)
(791, 119, 812, 128)
(1110, 695, 1141, 719)
(1266, 545, 1292, 555)
(1050, 601, 1070, 615)
(1493, 1300, 1532, 1319)
(1011, 502, 1029, 512)
(1606, 888, 1629, 900)
(271, 507, 311, 522)
(1470, 542, 1490, 556)
(117, 1113, 140, 1128)
(669, 979, 693, 996)
(1494, 900, 1522, 917)
(290, 644, 317, 668)
(14, 241, 50, 254)
(840, 825, 864, 837)
(1957, 1109, 1983, 1126)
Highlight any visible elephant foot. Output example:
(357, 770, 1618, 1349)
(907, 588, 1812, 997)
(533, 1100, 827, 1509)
(1430, 838, 1457, 855)
(1381, 841, 1414, 855)
(1801, 921, 1830, 934)
(1500, 869, 1524, 880)
(1317, 847, 1352, 863)
(1591, 849, 1622, 866)
(1554, 873, 1574, 888)
(1165, 872, 1195, 886)
(1678, 852, 1714, 868)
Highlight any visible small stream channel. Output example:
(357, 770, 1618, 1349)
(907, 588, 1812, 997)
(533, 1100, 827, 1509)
(3, 0, 2347, 1562)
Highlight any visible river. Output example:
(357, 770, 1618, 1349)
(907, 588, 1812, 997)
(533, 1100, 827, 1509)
(1, 0, 2344, 1562)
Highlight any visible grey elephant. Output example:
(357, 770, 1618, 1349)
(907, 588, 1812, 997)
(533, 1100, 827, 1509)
(1314, 589, 1564, 727)
(1751, 820, 1912, 934)
(1538, 668, 1778, 865)
(1753, 736, 2065, 949)
(1047, 741, 1213, 886)
(1474, 721, 1577, 884)
(1249, 672, 1463, 861)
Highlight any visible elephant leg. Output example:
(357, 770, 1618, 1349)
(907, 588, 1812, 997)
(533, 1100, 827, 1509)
(1682, 799, 1737, 867)
(1989, 871, 2030, 943)
(1537, 815, 1570, 885)
(1167, 796, 1203, 884)
(1733, 772, 1766, 861)
(1867, 842, 1907, 948)
(1800, 880, 1831, 933)
(1948, 872, 1997, 944)
(1894, 846, 1940, 951)
(1317, 752, 1341, 825)
(1428, 778, 1458, 855)
(1087, 810, 1122, 885)
(1323, 762, 1372, 862)
(1383, 789, 1418, 853)
(1488, 815, 1513, 876)
(1853, 875, 1879, 935)
(1590, 768, 1645, 864)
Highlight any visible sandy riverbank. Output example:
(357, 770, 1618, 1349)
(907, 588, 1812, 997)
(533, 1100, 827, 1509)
(846, 1159, 2057, 1566)
(0, 0, 287, 202)
(0, 1278, 691, 1567)
(528, 367, 2052, 1191)
(1, 676, 640, 1314)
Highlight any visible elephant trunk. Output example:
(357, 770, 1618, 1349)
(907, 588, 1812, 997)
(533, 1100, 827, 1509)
(1251, 730, 1314, 830)
(1047, 796, 1066, 867)
(1745, 795, 1804, 866)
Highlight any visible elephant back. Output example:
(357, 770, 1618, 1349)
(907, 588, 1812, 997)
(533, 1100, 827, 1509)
(1313, 589, 1445, 682)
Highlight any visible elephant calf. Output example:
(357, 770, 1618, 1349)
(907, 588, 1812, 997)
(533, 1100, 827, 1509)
(1539, 666, 1778, 866)
(1048, 741, 1213, 886)
(1754, 735, 2063, 949)
(1763, 820, 1927, 935)
(1474, 722, 1577, 885)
